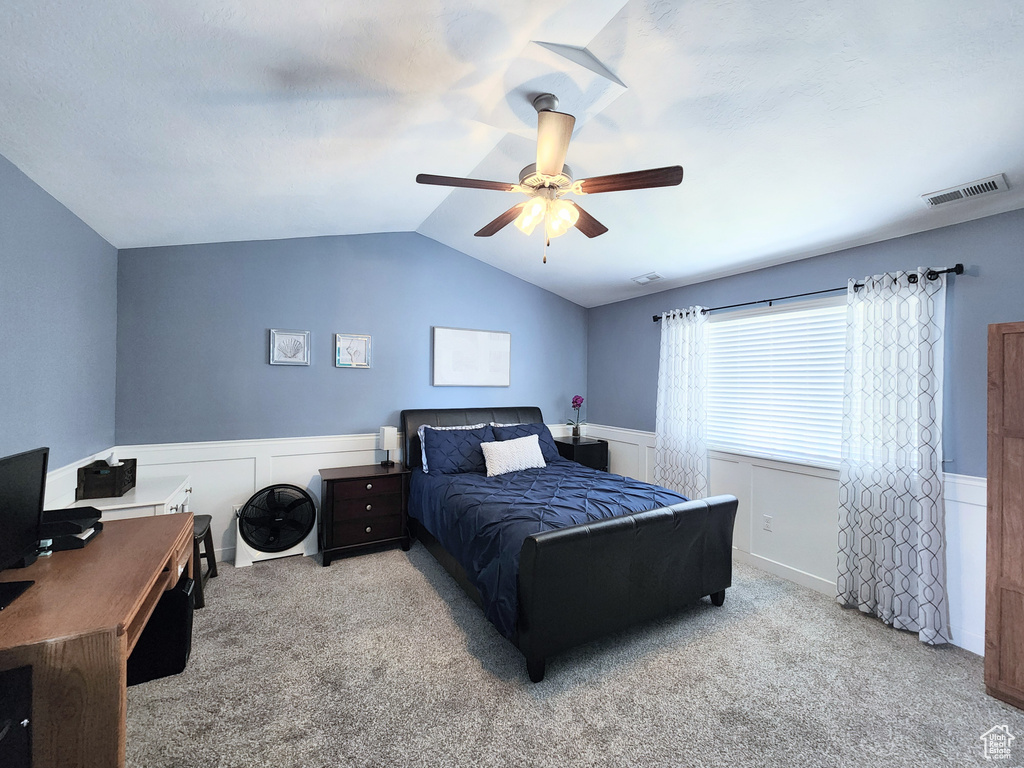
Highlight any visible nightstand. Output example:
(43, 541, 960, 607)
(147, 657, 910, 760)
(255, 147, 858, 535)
(554, 437, 609, 472)
(318, 464, 410, 566)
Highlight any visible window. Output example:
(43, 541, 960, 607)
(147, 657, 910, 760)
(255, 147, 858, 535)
(706, 296, 846, 467)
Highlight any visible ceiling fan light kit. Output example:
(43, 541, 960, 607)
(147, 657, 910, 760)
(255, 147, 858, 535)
(416, 92, 683, 261)
(513, 191, 579, 238)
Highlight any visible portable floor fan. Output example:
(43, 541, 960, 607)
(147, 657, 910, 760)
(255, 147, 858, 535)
(416, 93, 683, 260)
(234, 483, 318, 567)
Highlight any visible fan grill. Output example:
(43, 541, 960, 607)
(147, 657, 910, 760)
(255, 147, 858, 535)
(238, 484, 316, 553)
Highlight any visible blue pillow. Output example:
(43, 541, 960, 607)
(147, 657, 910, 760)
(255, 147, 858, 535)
(492, 423, 560, 464)
(422, 425, 494, 474)
(417, 423, 488, 473)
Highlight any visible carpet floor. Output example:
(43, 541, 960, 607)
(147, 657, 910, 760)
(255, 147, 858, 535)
(127, 545, 1024, 767)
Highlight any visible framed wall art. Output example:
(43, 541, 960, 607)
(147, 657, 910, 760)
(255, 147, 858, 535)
(431, 326, 510, 387)
(336, 333, 371, 368)
(269, 329, 310, 365)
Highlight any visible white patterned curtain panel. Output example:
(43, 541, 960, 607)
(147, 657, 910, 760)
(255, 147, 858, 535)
(654, 308, 709, 499)
(837, 268, 950, 644)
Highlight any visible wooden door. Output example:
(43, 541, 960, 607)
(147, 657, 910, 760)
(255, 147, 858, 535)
(986, 321, 1024, 709)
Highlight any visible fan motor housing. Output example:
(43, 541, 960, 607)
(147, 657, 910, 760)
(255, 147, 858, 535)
(518, 163, 573, 191)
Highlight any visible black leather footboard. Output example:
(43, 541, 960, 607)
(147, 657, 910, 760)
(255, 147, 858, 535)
(516, 495, 738, 681)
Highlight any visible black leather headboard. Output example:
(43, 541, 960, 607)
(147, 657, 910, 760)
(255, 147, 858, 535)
(400, 406, 544, 470)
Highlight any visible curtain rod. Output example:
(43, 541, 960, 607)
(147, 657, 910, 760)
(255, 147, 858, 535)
(652, 264, 964, 322)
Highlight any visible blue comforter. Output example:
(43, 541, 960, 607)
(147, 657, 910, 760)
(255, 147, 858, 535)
(409, 459, 688, 640)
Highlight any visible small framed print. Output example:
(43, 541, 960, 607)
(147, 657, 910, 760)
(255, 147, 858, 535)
(336, 333, 371, 368)
(269, 329, 310, 365)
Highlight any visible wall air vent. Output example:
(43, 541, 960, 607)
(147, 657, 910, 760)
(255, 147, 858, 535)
(922, 173, 1008, 207)
(631, 272, 663, 286)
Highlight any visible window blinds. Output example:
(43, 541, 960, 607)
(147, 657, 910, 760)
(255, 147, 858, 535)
(706, 297, 846, 467)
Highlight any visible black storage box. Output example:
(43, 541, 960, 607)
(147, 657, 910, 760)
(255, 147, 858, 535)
(75, 458, 136, 500)
(127, 573, 194, 686)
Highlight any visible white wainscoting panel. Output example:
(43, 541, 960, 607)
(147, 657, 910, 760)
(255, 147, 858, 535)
(585, 424, 986, 656)
(748, 462, 840, 591)
(60, 426, 572, 567)
(708, 452, 840, 595)
(711, 455, 753, 554)
(583, 424, 653, 482)
(115, 434, 383, 564)
(43, 424, 986, 655)
(942, 473, 987, 655)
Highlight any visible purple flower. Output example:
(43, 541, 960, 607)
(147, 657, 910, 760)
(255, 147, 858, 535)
(571, 395, 584, 410)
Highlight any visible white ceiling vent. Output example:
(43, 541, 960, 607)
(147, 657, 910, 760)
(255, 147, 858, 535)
(921, 173, 1009, 207)
(631, 272, 663, 285)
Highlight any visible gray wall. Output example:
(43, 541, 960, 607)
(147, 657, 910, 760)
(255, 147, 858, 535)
(587, 207, 1024, 478)
(116, 232, 587, 444)
(0, 154, 118, 469)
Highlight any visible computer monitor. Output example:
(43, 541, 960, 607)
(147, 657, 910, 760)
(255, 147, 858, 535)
(0, 446, 48, 610)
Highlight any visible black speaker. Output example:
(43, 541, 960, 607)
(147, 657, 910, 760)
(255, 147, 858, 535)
(127, 573, 194, 686)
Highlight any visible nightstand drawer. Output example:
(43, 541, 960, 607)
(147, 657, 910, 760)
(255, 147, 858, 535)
(333, 514, 403, 546)
(333, 474, 403, 499)
(332, 492, 402, 520)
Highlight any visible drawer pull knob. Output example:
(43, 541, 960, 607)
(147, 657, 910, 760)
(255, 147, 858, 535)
(365, 504, 372, 511)
(365, 526, 372, 533)
(366, 483, 372, 490)
(169, 504, 180, 512)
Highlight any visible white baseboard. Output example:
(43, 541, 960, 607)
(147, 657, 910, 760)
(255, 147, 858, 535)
(950, 626, 985, 656)
(732, 549, 837, 595)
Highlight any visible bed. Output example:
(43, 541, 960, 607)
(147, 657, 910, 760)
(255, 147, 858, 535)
(400, 406, 738, 682)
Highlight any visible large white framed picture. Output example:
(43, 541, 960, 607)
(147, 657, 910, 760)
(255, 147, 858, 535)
(432, 327, 511, 387)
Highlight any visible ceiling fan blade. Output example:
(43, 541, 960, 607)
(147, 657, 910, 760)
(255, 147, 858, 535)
(536, 110, 576, 177)
(416, 173, 515, 192)
(571, 203, 609, 238)
(576, 165, 684, 195)
(474, 203, 526, 237)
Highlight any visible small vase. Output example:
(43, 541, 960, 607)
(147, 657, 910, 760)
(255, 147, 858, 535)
(572, 425, 580, 439)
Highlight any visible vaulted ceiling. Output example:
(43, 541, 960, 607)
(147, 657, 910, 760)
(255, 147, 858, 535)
(3, 1, 1023, 306)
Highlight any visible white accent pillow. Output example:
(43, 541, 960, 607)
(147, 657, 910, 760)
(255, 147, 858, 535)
(417, 423, 488, 473)
(480, 434, 546, 477)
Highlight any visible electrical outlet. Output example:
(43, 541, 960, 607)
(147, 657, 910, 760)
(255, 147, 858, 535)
(232, 504, 242, 516)
(762, 514, 773, 532)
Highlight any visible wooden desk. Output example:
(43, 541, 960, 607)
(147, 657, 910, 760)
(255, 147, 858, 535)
(0, 513, 194, 768)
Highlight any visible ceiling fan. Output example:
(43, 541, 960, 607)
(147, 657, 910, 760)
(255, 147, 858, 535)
(416, 93, 683, 259)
